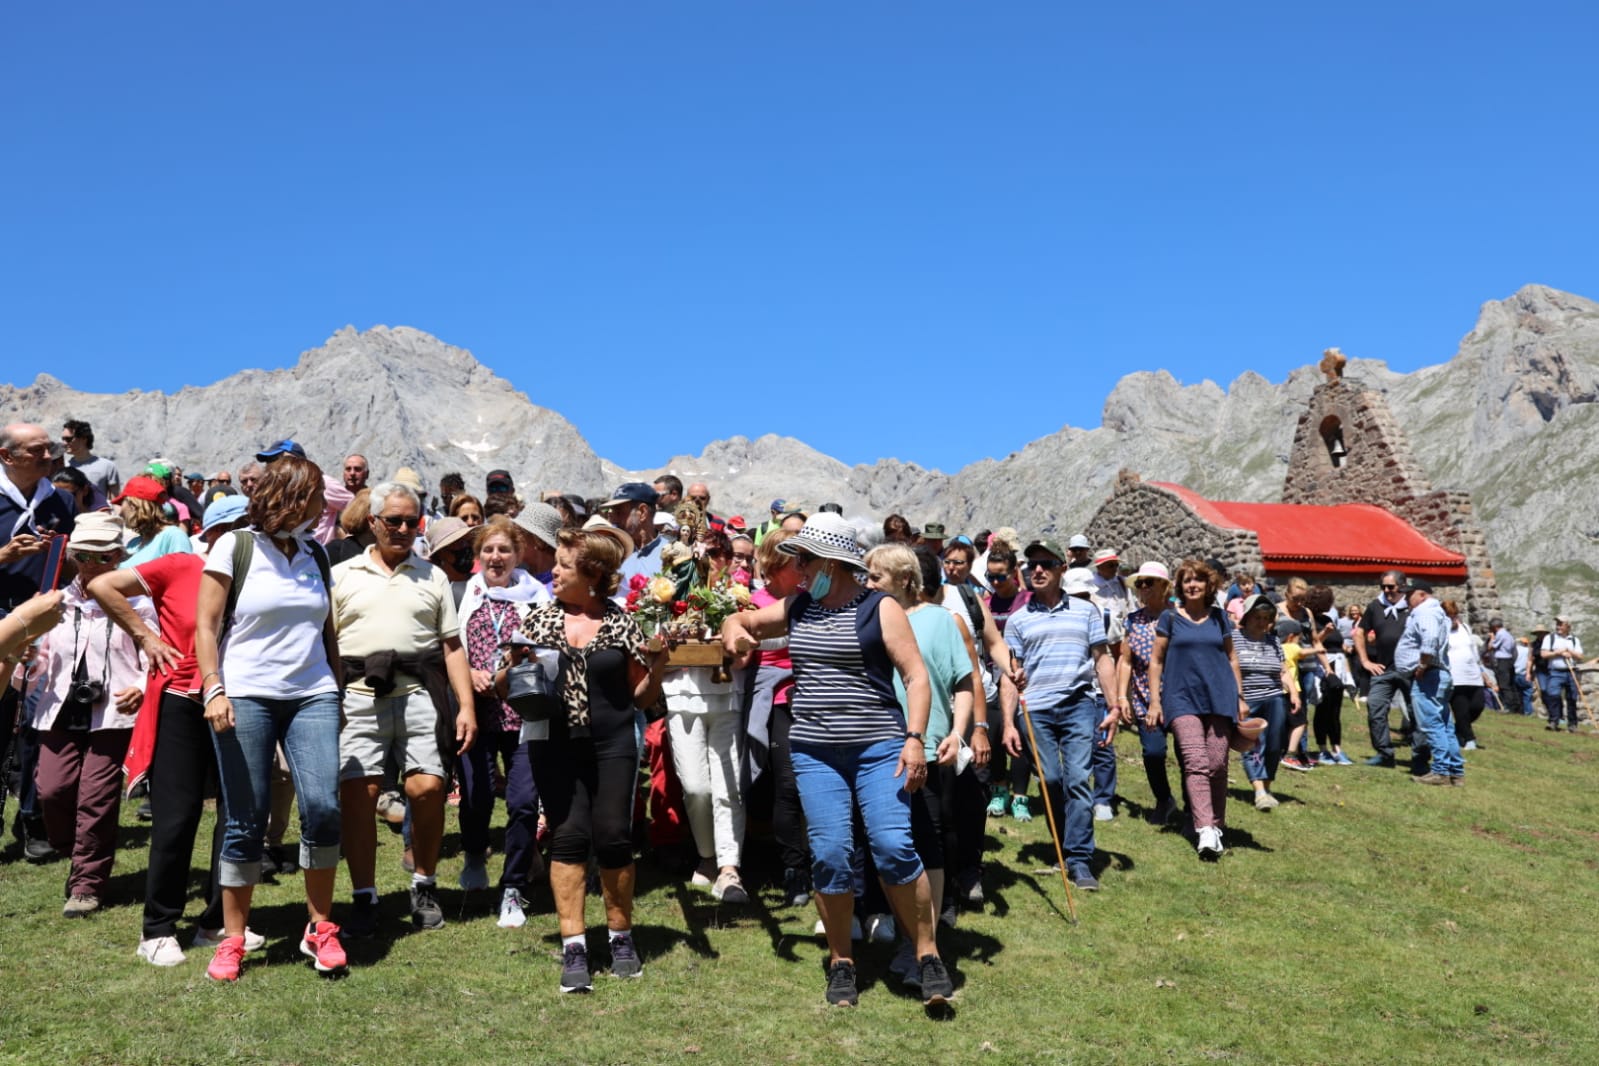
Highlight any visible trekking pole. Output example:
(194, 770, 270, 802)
(1017, 697, 1078, 925)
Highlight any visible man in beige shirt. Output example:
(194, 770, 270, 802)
(333, 481, 475, 936)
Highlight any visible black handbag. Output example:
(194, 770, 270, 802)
(505, 646, 561, 723)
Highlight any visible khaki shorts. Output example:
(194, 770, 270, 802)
(339, 688, 445, 782)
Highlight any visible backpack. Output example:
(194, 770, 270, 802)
(220, 531, 333, 645)
(952, 583, 986, 650)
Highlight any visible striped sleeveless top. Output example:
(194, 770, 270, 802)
(787, 588, 905, 746)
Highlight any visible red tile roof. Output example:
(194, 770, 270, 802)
(1152, 482, 1468, 578)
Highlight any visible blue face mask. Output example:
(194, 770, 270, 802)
(808, 564, 833, 600)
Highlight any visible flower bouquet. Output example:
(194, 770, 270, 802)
(625, 571, 754, 669)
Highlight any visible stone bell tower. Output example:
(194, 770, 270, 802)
(1283, 349, 1502, 624)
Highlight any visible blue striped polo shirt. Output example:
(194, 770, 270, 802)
(1005, 594, 1107, 708)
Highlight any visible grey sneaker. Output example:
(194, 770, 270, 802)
(608, 932, 643, 978)
(410, 883, 445, 929)
(919, 955, 955, 1006)
(459, 852, 490, 892)
(560, 942, 592, 993)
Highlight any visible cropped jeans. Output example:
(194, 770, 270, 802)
(1241, 693, 1289, 783)
(791, 737, 923, 895)
(211, 693, 342, 887)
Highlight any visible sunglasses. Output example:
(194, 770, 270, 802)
(1380, 583, 1398, 591)
(1134, 578, 1162, 589)
(379, 515, 422, 530)
(71, 550, 118, 564)
(733, 554, 755, 566)
(689, 496, 710, 506)
(1026, 559, 1062, 571)
(791, 550, 818, 565)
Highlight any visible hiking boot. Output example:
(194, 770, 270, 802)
(300, 921, 348, 973)
(459, 851, 490, 892)
(1450, 775, 1465, 787)
(137, 935, 185, 967)
(560, 942, 592, 993)
(345, 895, 379, 939)
(205, 935, 246, 982)
(498, 887, 529, 929)
(825, 959, 858, 1006)
(410, 883, 445, 929)
(1410, 772, 1452, 786)
(782, 866, 811, 908)
(1253, 791, 1279, 811)
(608, 932, 643, 978)
(919, 955, 955, 1006)
(711, 868, 749, 904)
(62, 894, 100, 918)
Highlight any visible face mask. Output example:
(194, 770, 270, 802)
(808, 564, 833, 600)
(273, 518, 315, 541)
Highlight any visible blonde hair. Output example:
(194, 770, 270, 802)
(119, 497, 166, 540)
(559, 528, 624, 596)
(864, 544, 921, 608)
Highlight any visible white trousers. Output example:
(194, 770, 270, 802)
(667, 710, 745, 868)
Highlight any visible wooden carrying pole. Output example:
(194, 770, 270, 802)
(1018, 697, 1078, 925)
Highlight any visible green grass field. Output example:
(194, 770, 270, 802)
(3, 707, 1597, 1065)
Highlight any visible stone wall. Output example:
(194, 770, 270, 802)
(1282, 377, 1434, 511)
(1086, 471, 1264, 575)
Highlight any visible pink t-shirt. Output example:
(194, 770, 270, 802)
(752, 587, 794, 705)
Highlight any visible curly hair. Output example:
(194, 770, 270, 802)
(247, 455, 325, 537)
(558, 528, 624, 597)
(119, 496, 167, 540)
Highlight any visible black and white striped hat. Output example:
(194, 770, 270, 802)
(777, 512, 865, 570)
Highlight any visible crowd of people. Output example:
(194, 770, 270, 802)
(1, 420, 1592, 1010)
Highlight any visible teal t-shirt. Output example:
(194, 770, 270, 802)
(122, 525, 193, 569)
(895, 603, 973, 759)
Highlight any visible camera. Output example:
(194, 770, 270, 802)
(68, 678, 105, 705)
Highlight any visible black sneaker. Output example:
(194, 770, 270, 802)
(782, 867, 811, 908)
(410, 883, 445, 929)
(345, 895, 379, 939)
(1070, 867, 1101, 892)
(560, 942, 592, 993)
(22, 836, 60, 864)
(918, 955, 955, 1006)
(608, 932, 643, 978)
(825, 959, 858, 1006)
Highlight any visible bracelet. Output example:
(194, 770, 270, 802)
(200, 671, 220, 684)
(204, 685, 225, 705)
(973, 722, 990, 731)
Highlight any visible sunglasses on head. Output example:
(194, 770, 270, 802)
(379, 515, 421, 530)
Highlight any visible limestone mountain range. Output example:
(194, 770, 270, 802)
(3, 284, 1595, 631)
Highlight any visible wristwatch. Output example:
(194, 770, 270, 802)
(905, 731, 924, 741)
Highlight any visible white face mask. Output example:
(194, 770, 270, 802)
(273, 518, 315, 541)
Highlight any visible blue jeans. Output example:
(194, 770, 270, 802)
(211, 693, 343, 886)
(1241, 694, 1289, 783)
(1514, 673, 1535, 716)
(1089, 695, 1116, 807)
(1411, 667, 1461, 777)
(790, 737, 923, 895)
(1021, 693, 1096, 871)
(1542, 671, 1580, 728)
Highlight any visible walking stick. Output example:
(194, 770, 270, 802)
(1017, 697, 1078, 925)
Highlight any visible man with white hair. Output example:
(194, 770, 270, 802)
(333, 481, 476, 936)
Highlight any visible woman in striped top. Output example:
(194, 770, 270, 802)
(721, 513, 954, 1010)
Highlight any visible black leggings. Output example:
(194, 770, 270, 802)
(1312, 674, 1346, 749)
(1451, 685, 1486, 746)
(769, 703, 810, 872)
(529, 731, 638, 870)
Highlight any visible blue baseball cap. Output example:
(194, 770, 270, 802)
(598, 482, 659, 510)
(770, 498, 786, 512)
(202, 494, 250, 534)
(254, 439, 307, 463)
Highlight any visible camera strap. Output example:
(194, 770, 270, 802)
(69, 605, 113, 693)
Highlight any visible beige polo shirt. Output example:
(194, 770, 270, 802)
(331, 546, 460, 696)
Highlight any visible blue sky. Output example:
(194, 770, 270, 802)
(5, 4, 1596, 472)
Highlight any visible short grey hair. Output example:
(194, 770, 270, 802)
(369, 480, 421, 517)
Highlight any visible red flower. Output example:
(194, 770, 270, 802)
(671, 600, 689, 616)
(629, 574, 649, 591)
(626, 590, 641, 607)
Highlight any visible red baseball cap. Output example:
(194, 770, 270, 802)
(113, 475, 168, 504)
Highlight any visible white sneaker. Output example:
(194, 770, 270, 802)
(864, 913, 896, 943)
(689, 858, 716, 888)
(813, 915, 864, 940)
(137, 935, 186, 967)
(459, 852, 490, 892)
(1093, 803, 1115, 822)
(1196, 827, 1225, 860)
(497, 887, 528, 929)
(193, 927, 266, 951)
(1254, 791, 1280, 811)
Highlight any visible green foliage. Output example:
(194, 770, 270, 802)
(3, 709, 1598, 1064)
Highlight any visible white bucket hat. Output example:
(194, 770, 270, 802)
(68, 513, 125, 554)
(777, 512, 865, 570)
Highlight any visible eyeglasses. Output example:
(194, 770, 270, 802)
(1026, 559, 1062, 571)
(72, 551, 118, 564)
(378, 515, 422, 530)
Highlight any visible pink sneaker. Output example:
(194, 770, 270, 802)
(206, 935, 247, 982)
(300, 921, 348, 973)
